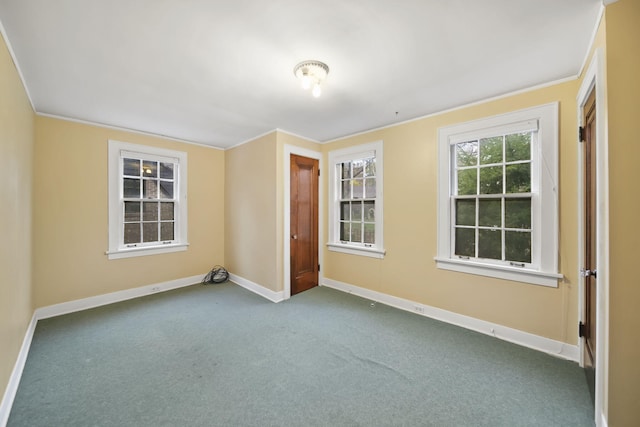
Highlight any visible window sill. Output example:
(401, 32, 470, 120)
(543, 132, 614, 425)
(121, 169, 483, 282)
(327, 243, 386, 259)
(106, 243, 189, 260)
(434, 257, 562, 287)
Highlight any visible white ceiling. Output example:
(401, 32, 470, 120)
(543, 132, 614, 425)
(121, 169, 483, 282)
(0, 0, 602, 149)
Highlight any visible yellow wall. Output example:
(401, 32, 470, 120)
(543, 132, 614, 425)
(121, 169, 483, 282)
(322, 80, 580, 343)
(225, 133, 278, 290)
(32, 117, 225, 307)
(604, 1, 640, 425)
(0, 32, 34, 403)
(225, 131, 320, 292)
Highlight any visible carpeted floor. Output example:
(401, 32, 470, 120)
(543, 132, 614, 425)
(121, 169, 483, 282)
(8, 282, 594, 426)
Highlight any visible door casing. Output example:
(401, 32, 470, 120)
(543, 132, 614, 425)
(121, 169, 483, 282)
(576, 48, 609, 426)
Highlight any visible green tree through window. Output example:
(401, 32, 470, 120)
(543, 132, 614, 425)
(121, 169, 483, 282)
(454, 132, 532, 264)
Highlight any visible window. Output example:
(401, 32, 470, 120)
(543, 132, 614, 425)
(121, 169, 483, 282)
(328, 141, 385, 258)
(108, 141, 188, 259)
(436, 104, 561, 287)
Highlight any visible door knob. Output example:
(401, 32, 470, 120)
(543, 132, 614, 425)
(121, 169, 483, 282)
(291, 234, 297, 240)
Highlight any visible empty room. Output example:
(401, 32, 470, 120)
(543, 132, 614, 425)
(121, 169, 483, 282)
(1, 1, 638, 426)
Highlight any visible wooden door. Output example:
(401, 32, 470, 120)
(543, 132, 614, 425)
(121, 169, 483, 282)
(582, 88, 597, 402)
(290, 154, 319, 295)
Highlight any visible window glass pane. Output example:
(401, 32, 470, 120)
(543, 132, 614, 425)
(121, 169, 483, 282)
(160, 202, 174, 221)
(505, 133, 531, 162)
(340, 202, 350, 221)
(455, 199, 475, 226)
(505, 198, 531, 229)
(363, 201, 375, 221)
(143, 202, 158, 221)
(478, 198, 501, 227)
(341, 180, 351, 199)
(341, 162, 351, 179)
(143, 161, 157, 178)
(455, 228, 475, 257)
(351, 222, 362, 243)
(505, 231, 531, 263)
(352, 178, 364, 199)
(160, 181, 174, 199)
(161, 222, 174, 241)
(479, 166, 503, 194)
(143, 222, 158, 243)
(478, 229, 501, 260)
(365, 178, 376, 198)
(160, 162, 174, 179)
(364, 158, 376, 177)
(351, 202, 362, 221)
(364, 223, 375, 244)
(353, 160, 364, 178)
(123, 158, 140, 176)
(456, 142, 477, 167)
(340, 222, 350, 241)
(143, 180, 158, 199)
(480, 136, 503, 165)
(124, 202, 140, 222)
(124, 223, 140, 244)
(123, 178, 140, 198)
(505, 163, 531, 193)
(457, 169, 477, 195)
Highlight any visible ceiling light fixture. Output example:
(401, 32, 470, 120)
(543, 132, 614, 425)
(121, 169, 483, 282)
(294, 60, 329, 98)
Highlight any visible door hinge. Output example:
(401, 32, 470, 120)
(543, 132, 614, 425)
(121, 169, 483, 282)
(578, 126, 585, 142)
(318, 264, 320, 272)
(578, 321, 586, 338)
(318, 168, 320, 176)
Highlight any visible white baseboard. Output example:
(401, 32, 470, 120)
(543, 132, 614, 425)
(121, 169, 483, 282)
(0, 274, 205, 427)
(599, 413, 608, 427)
(322, 278, 579, 362)
(0, 313, 37, 427)
(34, 274, 205, 320)
(229, 273, 284, 303)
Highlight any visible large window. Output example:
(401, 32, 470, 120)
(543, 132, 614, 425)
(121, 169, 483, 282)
(328, 141, 385, 258)
(436, 104, 561, 287)
(108, 141, 188, 259)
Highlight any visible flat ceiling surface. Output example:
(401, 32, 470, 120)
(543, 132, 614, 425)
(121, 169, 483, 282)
(0, 0, 602, 148)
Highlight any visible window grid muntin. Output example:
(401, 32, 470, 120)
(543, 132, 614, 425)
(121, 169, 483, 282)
(338, 156, 376, 246)
(121, 157, 177, 248)
(452, 131, 533, 265)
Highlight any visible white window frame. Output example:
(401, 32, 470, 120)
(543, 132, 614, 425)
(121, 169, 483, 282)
(436, 103, 562, 287)
(327, 141, 385, 259)
(107, 140, 188, 259)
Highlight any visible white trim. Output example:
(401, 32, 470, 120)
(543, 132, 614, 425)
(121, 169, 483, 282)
(0, 274, 204, 425)
(322, 76, 577, 144)
(436, 103, 559, 287)
(577, 4, 606, 80)
(434, 257, 562, 287)
(107, 140, 188, 260)
(283, 145, 324, 300)
(0, 314, 37, 427)
(226, 128, 320, 151)
(327, 141, 385, 257)
(36, 113, 223, 150)
(322, 278, 579, 362)
(0, 20, 35, 112)
(34, 274, 204, 320)
(600, 413, 608, 427)
(229, 273, 285, 303)
(576, 48, 608, 427)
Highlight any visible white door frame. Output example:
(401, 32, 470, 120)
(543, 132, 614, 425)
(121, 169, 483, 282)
(283, 145, 323, 300)
(576, 48, 609, 427)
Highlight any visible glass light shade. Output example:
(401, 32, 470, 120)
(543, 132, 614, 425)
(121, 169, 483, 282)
(300, 74, 312, 90)
(312, 84, 322, 98)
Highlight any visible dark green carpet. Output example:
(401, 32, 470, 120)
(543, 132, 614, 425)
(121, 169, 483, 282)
(8, 283, 594, 426)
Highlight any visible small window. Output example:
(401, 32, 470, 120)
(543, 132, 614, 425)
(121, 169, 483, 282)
(328, 141, 385, 258)
(108, 141, 188, 259)
(436, 104, 562, 287)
